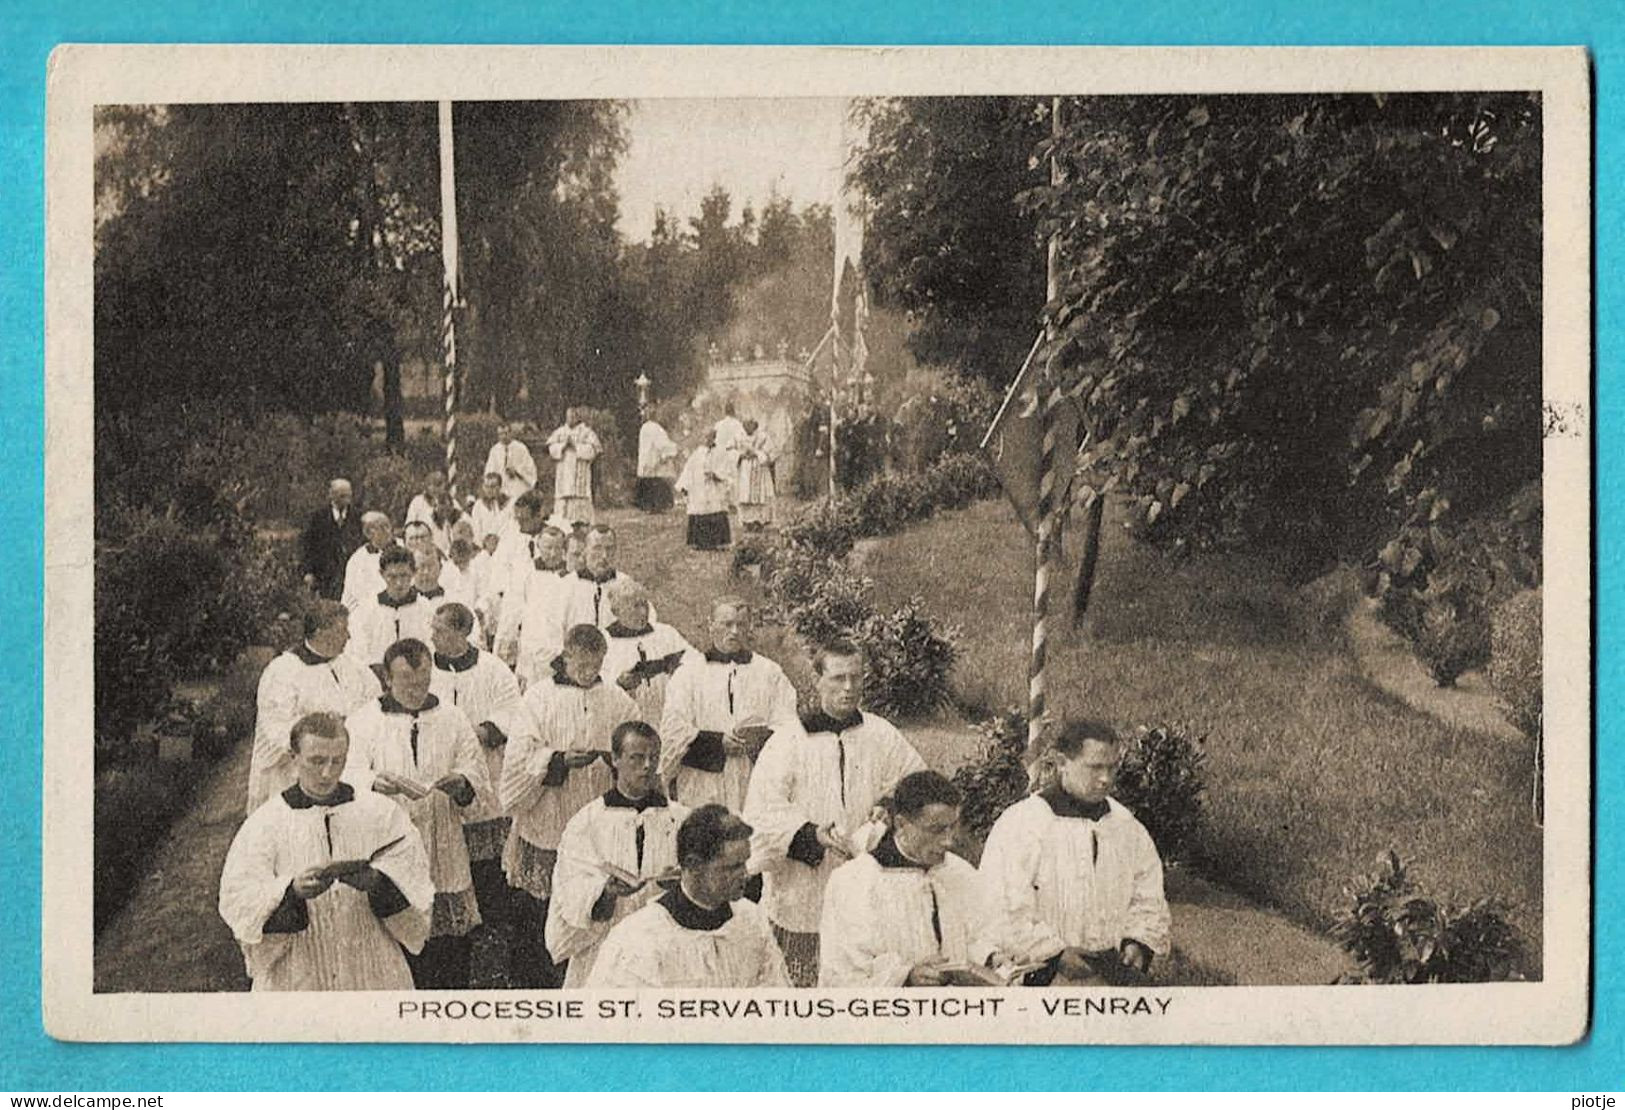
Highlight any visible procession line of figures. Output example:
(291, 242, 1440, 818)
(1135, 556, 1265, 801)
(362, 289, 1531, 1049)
(229, 403, 1168, 992)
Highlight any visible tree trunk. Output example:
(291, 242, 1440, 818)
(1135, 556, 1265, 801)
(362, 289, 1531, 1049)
(383, 356, 405, 449)
(1071, 491, 1106, 626)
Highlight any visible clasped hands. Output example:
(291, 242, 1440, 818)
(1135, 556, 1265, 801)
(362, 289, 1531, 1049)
(290, 864, 383, 900)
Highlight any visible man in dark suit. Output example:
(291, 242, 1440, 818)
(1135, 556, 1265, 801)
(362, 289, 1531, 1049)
(302, 478, 363, 600)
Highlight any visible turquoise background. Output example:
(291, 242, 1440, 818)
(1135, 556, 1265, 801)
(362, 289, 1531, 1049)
(1, 0, 1613, 1091)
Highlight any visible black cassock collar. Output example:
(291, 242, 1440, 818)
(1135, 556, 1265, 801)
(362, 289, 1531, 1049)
(434, 647, 479, 673)
(603, 787, 669, 812)
(376, 588, 421, 610)
(658, 886, 732, 932)
(1039, 786, 1110, 822)
(871, 831, 931, 871)
(418, 585, 446, 600)
(705, 648, 753, 666)
(379, 693, 440, 715)
(282, 782, 356, 809)
(605, 621, 651, 640)
(578, 568, 618, 585)
(292, 643, 334, 666)
(802, 709, 863, 735)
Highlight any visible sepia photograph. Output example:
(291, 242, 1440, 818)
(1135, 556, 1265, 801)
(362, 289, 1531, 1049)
(42, 45, 1591, 1045)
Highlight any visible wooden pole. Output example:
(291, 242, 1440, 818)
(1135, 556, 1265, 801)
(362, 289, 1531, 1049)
(1029, 95, 1064, 758)
(438, 100, 460, 503)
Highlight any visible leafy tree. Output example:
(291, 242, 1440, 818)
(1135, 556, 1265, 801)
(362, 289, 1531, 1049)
(1033, 93, 1540, 599)
(852, 97, 1049, 382)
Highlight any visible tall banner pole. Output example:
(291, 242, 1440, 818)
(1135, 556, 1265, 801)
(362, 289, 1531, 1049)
(1029, 95, 1064, 758)
(438, 100, 461, 502)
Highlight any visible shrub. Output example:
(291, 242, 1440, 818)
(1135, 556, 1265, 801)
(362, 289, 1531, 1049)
(1332, 851, 1524, 983)
(95, 761, 195, 934)
(1115, 725, 1208, 864)
(1488, 588, 1541, 740)
(787, 562, 876, 645)
(1412, 580, 1492, 687)
(888, 371, 1002, 471)
(783, 499, 858, 559)
(359, 452, 420, 527)
(856, 598, 957, 719)
(730, 534, 775, 578)
(950, 710, 1031, 853)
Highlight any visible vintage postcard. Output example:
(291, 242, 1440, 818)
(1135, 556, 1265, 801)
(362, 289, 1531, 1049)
(43, 44, 1590, 1044)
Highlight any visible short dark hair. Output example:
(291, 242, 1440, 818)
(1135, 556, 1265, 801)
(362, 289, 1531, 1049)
(539, 524, 567, 541)
(383, 637, 432, 672)
(515, 489, 548, 516)
(889, 770, 963, 817)
(610, 719, 660, 757)
(436, 602, 474, 635)
(1050, 718, 1124, 759)
(677, 804, 753, 868)
(302, 599, 349, 640)
(378, 545, 414, 572)
(289, 711, 348, 754)
(563, 623, 608, 655)
(449, 538, 478, 563)
(813, 638, 864, 676)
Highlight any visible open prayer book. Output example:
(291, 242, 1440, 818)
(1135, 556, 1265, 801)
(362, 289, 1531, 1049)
(601, 862, 683, 891)
(314, 835, 408, 882)
(938, 960, 1052, 987)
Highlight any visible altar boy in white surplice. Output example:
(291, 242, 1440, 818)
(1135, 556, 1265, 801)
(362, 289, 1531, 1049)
(977, 719, 1171, 986)
(545, 720, 690, 987)
(588, 804, 790, 989)
(220, 712, 433, 992)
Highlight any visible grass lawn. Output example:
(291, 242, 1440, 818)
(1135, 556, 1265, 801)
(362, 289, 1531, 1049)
(860, 496, 1544, 974)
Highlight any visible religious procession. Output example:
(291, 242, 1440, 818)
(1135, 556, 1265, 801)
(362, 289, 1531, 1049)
(91, 91, 1545, 1002)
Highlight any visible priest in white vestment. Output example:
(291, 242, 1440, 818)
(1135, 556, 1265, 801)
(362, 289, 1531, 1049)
(818, 770, 998, 987)
(676, 432, 734, 550)
(634, 413, 680, 512)
(405, 470, 465, 556)
(485, 421, 539, 501)
(713, 401, 746, 454)
(588, 803, 790, 988)
(602, 579, 693, 727)
(220, 711, 433, 991)
(403, 522, 468, 600)
(545, 721, 690, 987)
(429, 601, 535, 927)
(744, 640, 925, 984)
(346, 638, 490, 990)
(500, 624, 638, 988)
(660, 597, 801, 816)
(547, 408, 602, 527)
(560, 526, 657, 634)
(977, 720, 1171, 985)
(340, 512, 396, 612)
(735, 419, 778, 530)
(345, 547, 437, 673)
(483, 489, 551, 652)
(246, 600, 380, 815)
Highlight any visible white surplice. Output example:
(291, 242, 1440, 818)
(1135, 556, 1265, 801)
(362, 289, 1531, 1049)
(744, 709, 926, 934)
(601, 622, 695, 727)
(485, 439, 539, 500)
(587, 890, 791, 989)
(344, 590, 437, 670)
(345, 694, 490, 937)
(501, 674, 639, 874)
(658, 650, 802, 811)
(736, 430, 777, 522)
(636, 419, 680, 480)
(470, 496, 516, 548)
(219, 784, 433, 991)
(340, 543, 386, 613)
(818, 838, 995, 987)
(547, 423, 601, 523)
(429, 647, 534, 839)
(544, 791, 689, 987)
(977, 793, 1171, 962)
(559, 569, 658, 636)
(713, 414, 746, 453)
(245, 645, 380, 815)
(675, 446, 733, 516)
(496, 565, 574, 689)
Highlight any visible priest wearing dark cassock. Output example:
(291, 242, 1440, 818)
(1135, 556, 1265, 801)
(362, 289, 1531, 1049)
(246, 600, 380, 815)
(818, 770, 996, 988)
(744, 639, 926, 985)
(588, 804, 791, 989)
(429, 602, 534, 927)
(659, 596, 801, 814)
(345, 638, 490, 989)
(301, 478, 363, 600)
(220, 712, 433, 991)
(977, 719, 1171, 986)
(545, 720, 690, 987)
